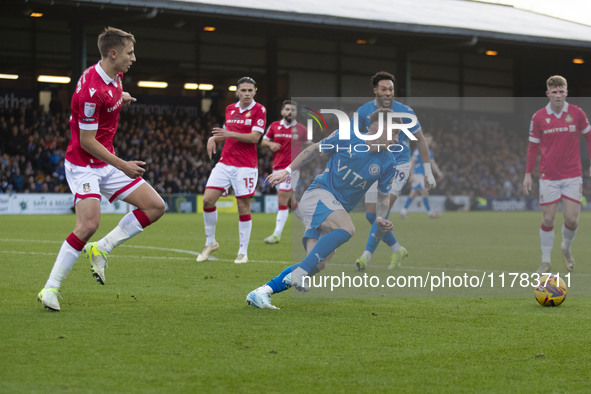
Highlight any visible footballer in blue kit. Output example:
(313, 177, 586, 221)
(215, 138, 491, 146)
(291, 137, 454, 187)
(354, 71, 437, 272)
(246, 109, 399, 309)
(400, 134, 443, 218)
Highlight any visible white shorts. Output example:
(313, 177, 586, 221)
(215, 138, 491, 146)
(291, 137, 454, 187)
(539, 177, 582, 205)
(298, 188, 345, 230)
(65, 159, 145, 205)
(274, 169, 300, 192)
(206, 162, 258, 198)
(365, 162, 411, 203)
(410, 173, 425, 191)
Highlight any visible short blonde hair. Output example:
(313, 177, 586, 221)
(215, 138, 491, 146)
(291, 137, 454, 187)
(546, 75, 567, 90)
(97, 27, 135, 58)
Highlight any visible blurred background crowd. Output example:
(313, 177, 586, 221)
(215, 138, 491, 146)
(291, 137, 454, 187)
(2, 103, 589, 200)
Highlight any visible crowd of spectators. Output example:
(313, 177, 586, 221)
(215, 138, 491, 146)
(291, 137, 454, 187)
(0, 104, 279, 196)
(2, 103, 589, 199)
(421, 112, 531, 198)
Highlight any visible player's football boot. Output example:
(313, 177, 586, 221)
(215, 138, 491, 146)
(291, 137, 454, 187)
(429, 212, 441, 218)
(536, 262, 552, 274)
(196, 242, 219, 262)
(400, 212, 409, 219)
(246, 288, 279, 309)
(561, 243, 575, 272)
(234, 254, 248, 264)
(83, 242, 108, 285)
(355, 256, 368, 272)
(264, 233, 281, 244)
(282, 267, 310, 292)
(389, 246, 408, 270)
(37, 288, 61, 311)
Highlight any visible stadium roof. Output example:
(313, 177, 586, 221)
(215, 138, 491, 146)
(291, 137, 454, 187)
(74, 0, 591, 49)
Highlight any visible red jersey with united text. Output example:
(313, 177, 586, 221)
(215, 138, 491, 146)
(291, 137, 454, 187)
(264, 119, 308, 170)
(66, 62, 124, 168)
(529, 102, 591, 180)
(219, 101, 266, 168)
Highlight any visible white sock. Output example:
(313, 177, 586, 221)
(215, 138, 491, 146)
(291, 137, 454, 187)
(238, 217, 252, 255)
(274, 208, 289, 237)
(540, 225, 554, 263)
(260, 284, 274, 294)
(97, 212, 144, 254)
(362, 250, 372, 262)
(204, 209, 218, 246)
(45, 241, 81, 289)
(390, 242, 401, 253)
(561, 223, 577, 249)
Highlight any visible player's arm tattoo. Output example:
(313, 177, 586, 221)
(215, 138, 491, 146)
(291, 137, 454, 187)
(376, 192, 390, 219)
(290, 142, 324, 169)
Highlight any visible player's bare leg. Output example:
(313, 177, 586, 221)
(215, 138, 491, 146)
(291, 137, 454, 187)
(536, 203, 558, 273)
(560, 198, 580, 271)
(85, 184, 165, 284)
(197, 188, 224, 262)
(235, 196, 253, 263)
(265, 189, 291, 244)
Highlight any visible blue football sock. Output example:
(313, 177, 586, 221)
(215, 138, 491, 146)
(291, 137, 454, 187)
(364, 212, 397, 254)
(266, 266, 292, 294)
(403, 196, 413, 209)
(266, 229, 351, 294)
(423, 197, 431, 212)
(295, 228, 351, 273)
(365, 212, 376, 225)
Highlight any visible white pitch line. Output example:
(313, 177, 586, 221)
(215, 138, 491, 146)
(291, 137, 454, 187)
(1, 238, 590, 276)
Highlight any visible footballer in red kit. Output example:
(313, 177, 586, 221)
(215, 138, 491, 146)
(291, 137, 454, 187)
(197, 77, 267, 264)
(38, 27, 165, 312)
(261, 100, 308, 244)
(523, 75, 591, 274)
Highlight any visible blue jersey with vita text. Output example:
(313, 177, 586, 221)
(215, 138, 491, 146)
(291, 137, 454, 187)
(355, 99, 421, 166)
(309, 130, 397, 212)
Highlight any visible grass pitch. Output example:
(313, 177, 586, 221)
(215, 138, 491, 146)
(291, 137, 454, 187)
(1, 211, 590, 393)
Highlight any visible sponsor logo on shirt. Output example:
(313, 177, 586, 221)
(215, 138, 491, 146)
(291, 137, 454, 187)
(542, 127, 569, 134)
(107, 97, 123, 112)
(245, 119, 252, 125)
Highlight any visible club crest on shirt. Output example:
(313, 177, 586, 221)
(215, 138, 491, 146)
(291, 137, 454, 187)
(369, 164, 380, 176)
(84, 102, 96, 117)
(245, 111, 251, 118)
(83, 183, 91, 193)
(565, 114, 573, 123)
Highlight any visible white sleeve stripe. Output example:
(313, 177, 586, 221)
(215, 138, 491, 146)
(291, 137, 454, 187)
(528, 136, 540, 143)
(252, 126, 264, 133)
(582, 125, 591, 135)
(79, 122, 98, 131)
